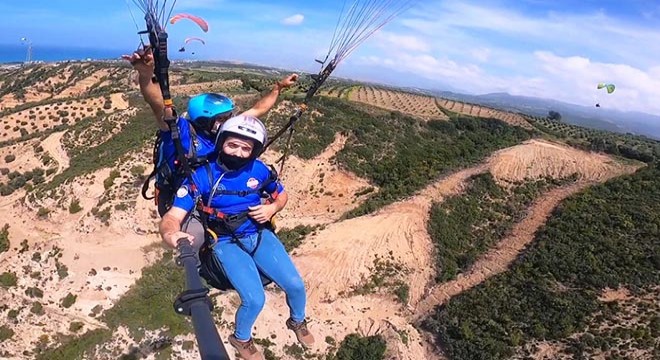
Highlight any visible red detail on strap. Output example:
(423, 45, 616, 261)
(196, 201, 226, 219)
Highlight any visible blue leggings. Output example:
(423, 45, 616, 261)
(213, 229, 307, 341)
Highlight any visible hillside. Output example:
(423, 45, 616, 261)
(0, 62, 657, 360)
(430, 90, 660, 139)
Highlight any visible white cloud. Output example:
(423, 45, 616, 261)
(374, 31, 431, 52)
(344, 0, 660, 115)
(402, 0, 660, 69)
(531, 51, 660, 114)
(356, 53, 484, 83)
(470, 47, 491, 62)
(282, 14, 304, 26)
(352, 48, 660, 115)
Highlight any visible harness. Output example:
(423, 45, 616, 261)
(195, 163, 280, 291)
(141, 121, 210, 204)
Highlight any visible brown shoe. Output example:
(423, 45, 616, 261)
(286, 318, 315, 348)
(228, 335, 265, 360)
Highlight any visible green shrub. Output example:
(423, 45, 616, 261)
(61, 293, 77, 308)
(68, 198, 82, 214)
(130, 165, 146, 177)
(25, 287, 44, 298)
(394, 284, 409, 304)
(7, 309, 19, 319)
(114, 203, 128, 211)
(103, 170, 120, 190)
(0, 185, 13, 196)
(91, 207, 111, 223)
(333, 334, 387, 360)
(0, 272, 17, 287)
(37, 207, 50, 219)
(30, 302, 44, 315)
(277, 225, 319, 252)
(4, 154, 15, 163)
(0, 224, 9, 254)
(56, 262, 68, 279)
(0, 325, 14, 342)
(19, 239, 28, 253)
(68, 322, 84, 332)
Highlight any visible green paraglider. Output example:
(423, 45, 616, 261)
(597, 83, 615, 94)
(595, 83, 615, 107)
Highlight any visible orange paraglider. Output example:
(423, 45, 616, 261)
(169, 13, 209, 32)
(178, 37, 206, 52)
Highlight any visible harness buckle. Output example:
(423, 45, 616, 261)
(225, 213, 243, 222)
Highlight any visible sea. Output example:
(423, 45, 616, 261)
(0, 44, 127, 64)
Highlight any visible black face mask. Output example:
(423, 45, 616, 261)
(218, 152, 251, 170)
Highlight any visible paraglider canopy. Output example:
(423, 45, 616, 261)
(597, 83, 615, 94)
(184, 37, 205, 45)
(595, 82, 615, 108)
(178, 37, 205, 53)
(169, 13, 209, 32)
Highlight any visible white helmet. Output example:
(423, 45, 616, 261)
(216, 114, 267, 156)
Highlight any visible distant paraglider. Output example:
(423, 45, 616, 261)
(169, 13, 209, 32)
(595, 82, 615, 108)
(178, 37, 205, 53)
(597, 83, 616, 94)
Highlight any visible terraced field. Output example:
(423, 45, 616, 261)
(436, 98, 533, 129)
(0, 63, 132, 111)
(349, 86, 449, 120)
(0, 94, 129, 143)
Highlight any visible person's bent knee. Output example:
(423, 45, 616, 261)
(283, 275, 306, 297)
(239, 289, 266, 313)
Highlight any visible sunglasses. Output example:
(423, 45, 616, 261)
(195, 111, 234, 133)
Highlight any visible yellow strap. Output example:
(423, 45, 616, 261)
(270, 216, 277, 231)
(206, 228, 218, 243)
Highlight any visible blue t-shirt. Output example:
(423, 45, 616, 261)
(157, 116, 216, 187)
(172, 159, 285, 241)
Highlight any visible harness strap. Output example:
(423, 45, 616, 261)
(196, 161, 280, 251)
(141, 124, 213, 202)
(194, 163, 278, 290)
(141, 169, 157, 200)
(141, 130, 162, 200)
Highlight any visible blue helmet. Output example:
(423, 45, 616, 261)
(187, 93, 235, 123)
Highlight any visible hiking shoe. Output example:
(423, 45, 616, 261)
(286, 318, 315, 348)
(228, 334, 264, 360)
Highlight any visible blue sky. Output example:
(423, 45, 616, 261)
(1, 0, 660, 116)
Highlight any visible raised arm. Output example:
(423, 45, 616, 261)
(241, 74, 299, 118)
(122, 47, 169, 131)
